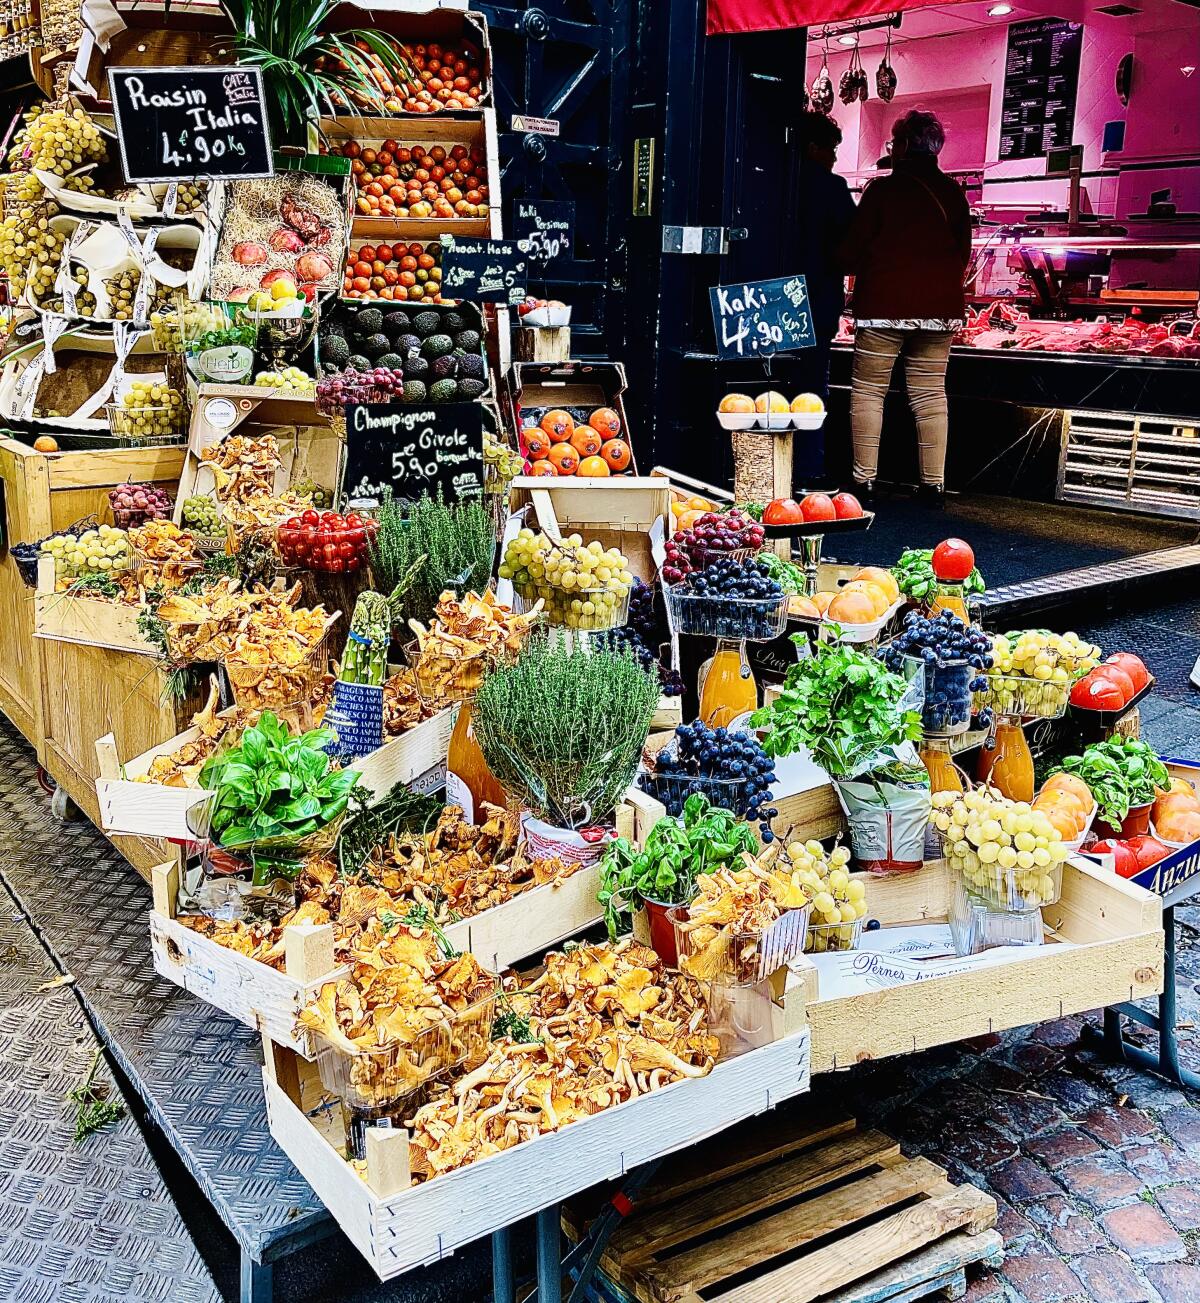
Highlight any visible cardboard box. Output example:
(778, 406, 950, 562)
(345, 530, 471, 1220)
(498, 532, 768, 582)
(511, 361, 636, 473)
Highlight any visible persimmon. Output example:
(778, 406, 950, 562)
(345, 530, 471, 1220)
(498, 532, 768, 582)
(547, 443, 579, 474)
(540, 409, 575, 442)
(577, 456, 611, 477)
(600, 439, 631, 472)
(569, 426, 602, 458)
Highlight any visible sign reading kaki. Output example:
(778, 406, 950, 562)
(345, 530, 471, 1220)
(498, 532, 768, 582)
(107, 66, 274, 183)
(709, 274, 816, 359)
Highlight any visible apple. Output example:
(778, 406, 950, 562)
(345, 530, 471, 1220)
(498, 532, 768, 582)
(800, 492, 836, 523)
(831, 491, 863, 519)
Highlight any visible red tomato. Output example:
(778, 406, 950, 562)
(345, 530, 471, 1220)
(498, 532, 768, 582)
(932, 538, 975, 581)
(301, 509, 320, 526)
(1090, 839, 1140, 877)
(1125, 834, 1170, 870)
(1069, 673, 1125, 711)
(1093, 664, 1135, 705)
(1104, 652, 1149, 693)
(800, 492, 836, 523)
(831, 492, 863, 519)
(763, 498, 804, 525)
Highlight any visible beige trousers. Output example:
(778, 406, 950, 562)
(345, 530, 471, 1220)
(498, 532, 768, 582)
(850, 328, 956, 487)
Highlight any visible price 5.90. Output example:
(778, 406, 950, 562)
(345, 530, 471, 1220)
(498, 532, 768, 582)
(522, 230, 566, 261)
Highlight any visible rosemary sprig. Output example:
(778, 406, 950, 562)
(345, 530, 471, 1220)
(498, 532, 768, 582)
(69, 1051, 125, 1143)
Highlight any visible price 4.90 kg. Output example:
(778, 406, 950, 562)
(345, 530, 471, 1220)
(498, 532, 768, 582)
(161, 131, 247, 168)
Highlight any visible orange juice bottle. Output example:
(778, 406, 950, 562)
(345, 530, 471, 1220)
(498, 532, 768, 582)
(920, 737, 964, 795)
(446, 700, 508, 822)
(976, 718, 1034, 802)
(929, 581, 969, 624)
(700, 640, 757, 728)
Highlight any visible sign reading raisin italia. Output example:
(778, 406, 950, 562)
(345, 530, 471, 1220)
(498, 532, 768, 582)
(107, 66, 274, 183)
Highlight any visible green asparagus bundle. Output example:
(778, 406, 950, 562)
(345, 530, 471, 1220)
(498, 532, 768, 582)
(340, 591, 391, 686)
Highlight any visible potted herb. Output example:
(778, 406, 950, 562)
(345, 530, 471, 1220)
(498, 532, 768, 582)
(198, 710, 360, 880)
(751, 634, 928, 873)
(183, 307, 258, 385)
(1055, 737, 1168, 838)
(473, 638, 660, 847)
(598, 794, 758, 963)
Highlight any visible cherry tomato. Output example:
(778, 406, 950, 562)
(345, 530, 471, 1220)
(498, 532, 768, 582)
(932, 537, 975, 581)
(301, 509, 320, 526)
(345, 513, 363, 528)
(284, 517, 302, 530)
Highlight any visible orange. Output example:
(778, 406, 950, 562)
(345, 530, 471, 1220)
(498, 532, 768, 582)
(1040, 773, 1093, 808)
(676, 509, 703, 532)
(852, 565, 900, 605)
(569, 426, 602, 458)
(600, 438, 632, 472)
(529, 459, 557, 477)
(790, 392, 824, 413)
(547, 443, 579, 475)
(577, 455, 610, 477)
(588, 407, 622, 439)
(812, 591, 835, 615)
(33, 435, 59, 452)
(842, 580, 889, 617)
(754, 390, 789, 414)
(1040, 807, 1080, 842)
(790, 596, 821, 619)
(718, 393, 754, 414)
(522, 427, 550, 459)
(826, 591, 876, 624)
(686, 496, 712, 511)
(540, 409, 575, 442)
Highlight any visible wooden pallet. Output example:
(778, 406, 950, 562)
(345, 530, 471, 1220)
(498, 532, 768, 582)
(562, 1110, 1000, 1303)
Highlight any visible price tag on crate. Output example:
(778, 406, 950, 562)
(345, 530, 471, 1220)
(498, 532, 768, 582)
(512, 200, 575, 262)
(107, 66, 274, 183)
(342, 403, 485, 506)
(441, 235, 528, 304)
(709, 274, 816, 359)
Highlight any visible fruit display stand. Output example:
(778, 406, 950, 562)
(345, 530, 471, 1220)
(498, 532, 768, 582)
(510, 361, 636, 474)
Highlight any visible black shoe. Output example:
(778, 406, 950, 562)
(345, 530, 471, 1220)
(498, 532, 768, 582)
(917, 483, 946, 510)
(852, 479, 876, 510)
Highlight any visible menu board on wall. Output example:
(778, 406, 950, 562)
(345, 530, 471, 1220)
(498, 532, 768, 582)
(999, 18, 1083, 161)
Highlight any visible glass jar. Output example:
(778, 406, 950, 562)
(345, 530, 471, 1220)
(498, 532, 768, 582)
(976, 718, 1034, 803)
(928, 581, 969, 624)
(920, 736, 964, 796)
(446, 699, 508, 822)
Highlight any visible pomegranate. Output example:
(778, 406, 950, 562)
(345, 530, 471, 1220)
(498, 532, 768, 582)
(226, 286, 253, 301)
(231, 241, 268, 266)
(260, 269, 298, 292)
(296, 251, 335, 283)
(268, 227, 305, 254)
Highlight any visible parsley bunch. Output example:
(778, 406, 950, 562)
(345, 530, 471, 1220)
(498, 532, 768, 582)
(751, 635, 921, 779)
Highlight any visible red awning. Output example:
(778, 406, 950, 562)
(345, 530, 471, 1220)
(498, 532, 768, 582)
(707, 0, 943, 36)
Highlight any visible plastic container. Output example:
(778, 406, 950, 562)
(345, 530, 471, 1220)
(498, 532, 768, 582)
(900, 653, 974, 736)
(803, 915, 865, 954)
(976, 672, 1069, 721)
(664, 587, 787, 641)
(716, 410, 756, 431)
(314, 381, 392, 417)
(638, 728, 764, 820)
(949, 875, 1046, 956)
(106, 402, 186, 445)
(670, 903, 810, 986)
(222, 631, 332, 714)
(755, 410, 793, 431)
(403, 639, 493, 705)
(790, 410, 827, 431)
(938, 828, 1064, 912)
(512, 584, 630, 632)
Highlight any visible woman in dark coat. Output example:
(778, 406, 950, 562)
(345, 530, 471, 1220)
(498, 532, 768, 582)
(839, 109, 972, 506)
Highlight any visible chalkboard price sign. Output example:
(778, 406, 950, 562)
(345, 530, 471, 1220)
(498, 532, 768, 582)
(999, 18, 1082, 160)
(512, 200, 575, 262)
(441, 236, 528, 304)
(709, 275, 816, 360)
(108, 66, 274, 184)
(342, 403, 485, 505)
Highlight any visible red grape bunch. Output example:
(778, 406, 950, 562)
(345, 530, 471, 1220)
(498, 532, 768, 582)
(662, 509, 765, 585)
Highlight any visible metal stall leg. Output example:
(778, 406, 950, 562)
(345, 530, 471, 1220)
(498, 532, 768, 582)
(239, 1249, 273, 1303)
(492, 1224, 515, 1303)
(536, 1204, 563, 1303)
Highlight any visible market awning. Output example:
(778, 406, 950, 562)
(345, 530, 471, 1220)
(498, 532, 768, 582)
(707, 0, 953, 36)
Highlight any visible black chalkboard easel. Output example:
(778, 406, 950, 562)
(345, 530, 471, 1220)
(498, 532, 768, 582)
(341, 403, 485, 506)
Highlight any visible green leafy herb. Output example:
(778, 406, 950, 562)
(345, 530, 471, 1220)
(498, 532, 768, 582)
(200, 709, 359, 849)
(67, 573, 119, 599)
(892, 548, 985, 601)
(380, 903, 458, 958)
(69, 1051, 125, 1144)
(759, 551, 807, 595)
(598, 793, 757, 937)
(751, 635, 921, 779)
(337, 781, 443, 876)
(473, 637, 660, 828)
(369, 491, 494, 627)
(1055, 738, 1169, 825)
(491, 991, 538, 1044)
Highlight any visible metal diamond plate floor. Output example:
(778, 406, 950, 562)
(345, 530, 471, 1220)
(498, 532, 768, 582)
(0, 880, 220, 1303)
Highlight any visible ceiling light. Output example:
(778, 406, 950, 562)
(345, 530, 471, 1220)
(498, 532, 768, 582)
(838, 33, 857, 44)
(988, 4, 1013, 14)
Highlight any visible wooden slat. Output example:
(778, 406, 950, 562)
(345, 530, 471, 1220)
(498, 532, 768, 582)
(611, 1129, 900, 1268)
(836, 1229, 1003, 1303)
(642, 1157, 952, 1303)
(714, 1185, 997, 1303)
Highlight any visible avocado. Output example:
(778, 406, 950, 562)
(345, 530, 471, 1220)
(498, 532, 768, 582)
(321, 361, 340, 376)
(355, 307, 384, 335)
(458, 353, 485, 381)
(453, 329, 481, 352)
(430, 378, 459, 403)
(383, 310, 411, 335)
(431, 354, 459, 380)
(441, 311, 467, 332)
(403, 355, 430, 380)
(321, 334, 351, 367)
(363, 333, 391, 359)
(411, 310, 442, 338)
(397, 333, 421, 355)
(377, 353, 405, 371)
(420, 333, 454, 359)
(402, 380, 428, 403)
(458, 377, 487, 400)
(348, 354, 371, 372)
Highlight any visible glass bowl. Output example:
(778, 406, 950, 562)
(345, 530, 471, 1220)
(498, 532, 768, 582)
(670, 903, 811, 986)
(975, 672, 1069, 721)
(804, 916, 865, 954)
(663, 587, 787, 641)
(512, 584, 631, 632)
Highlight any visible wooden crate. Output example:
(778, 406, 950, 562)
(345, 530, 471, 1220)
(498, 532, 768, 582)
(561, 1112, 1001, 1303)
(0, 434, 183, 749)
(95, 725, 219, 841)
(355, 706, 458, 799)
(321, 111, 501, 241)
(262, 988, 812, 1281)
(807, 858, 1163, 1074)
(34, 556, 157, 655)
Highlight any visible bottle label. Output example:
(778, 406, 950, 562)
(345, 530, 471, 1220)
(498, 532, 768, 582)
(445, 770, 474, 822)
